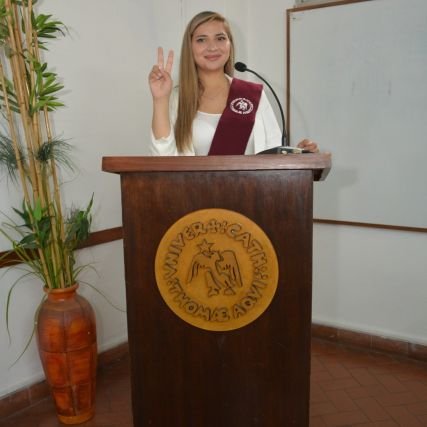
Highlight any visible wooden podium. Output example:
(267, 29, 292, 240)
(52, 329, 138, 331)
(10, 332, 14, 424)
(102, 154, 331, 427)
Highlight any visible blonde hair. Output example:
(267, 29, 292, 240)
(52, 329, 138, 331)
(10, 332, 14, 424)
(175, 11, 235, 153)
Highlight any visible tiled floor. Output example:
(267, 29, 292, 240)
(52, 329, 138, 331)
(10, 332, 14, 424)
(1, 339, 427, 426)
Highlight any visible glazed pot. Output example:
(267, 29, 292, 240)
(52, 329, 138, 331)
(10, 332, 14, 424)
(36, 284, 97, 424)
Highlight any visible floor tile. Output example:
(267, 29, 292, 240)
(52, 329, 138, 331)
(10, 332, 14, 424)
(0, 339, 426, 427)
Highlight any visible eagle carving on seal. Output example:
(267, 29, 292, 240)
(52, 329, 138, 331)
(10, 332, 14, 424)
(187, 239, 243, 297)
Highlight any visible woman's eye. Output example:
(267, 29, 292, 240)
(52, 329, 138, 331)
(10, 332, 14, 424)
(196, 38, 205, 43)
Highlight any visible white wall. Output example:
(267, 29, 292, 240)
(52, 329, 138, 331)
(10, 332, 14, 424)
(1, 0, 426, 400)
(313, 224, 427, 344)
(286, 0, 427, 344)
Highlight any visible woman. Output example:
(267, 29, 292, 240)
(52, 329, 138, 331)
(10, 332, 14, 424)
(148, 11, 318, 156)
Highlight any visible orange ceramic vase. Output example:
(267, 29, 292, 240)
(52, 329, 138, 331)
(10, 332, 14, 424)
(36, 284, 97, 424)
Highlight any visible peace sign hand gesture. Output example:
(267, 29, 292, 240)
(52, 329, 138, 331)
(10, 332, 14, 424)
(149, 47, 174, 100)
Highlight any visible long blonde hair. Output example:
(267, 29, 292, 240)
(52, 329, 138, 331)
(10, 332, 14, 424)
(175, 11, 235, 153)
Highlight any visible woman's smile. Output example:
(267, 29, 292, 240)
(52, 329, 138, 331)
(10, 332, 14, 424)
(191, 20, 231, 72)
(205, 54, 222, 61)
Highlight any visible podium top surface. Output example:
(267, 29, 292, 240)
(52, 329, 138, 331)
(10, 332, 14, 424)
(102, 152, 331, 181)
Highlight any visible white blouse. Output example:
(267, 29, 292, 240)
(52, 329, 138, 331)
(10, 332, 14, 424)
(192, 111, 258, 155)
(150, 78, 281, 156)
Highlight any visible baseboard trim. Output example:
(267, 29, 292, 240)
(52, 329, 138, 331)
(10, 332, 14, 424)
(1, 325, 426, 420)
(311, 323, 427, 362)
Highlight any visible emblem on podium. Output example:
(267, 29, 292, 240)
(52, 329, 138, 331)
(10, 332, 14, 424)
(155, 209, 279, 331)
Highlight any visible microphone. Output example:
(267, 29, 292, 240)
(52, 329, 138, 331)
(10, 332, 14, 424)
(234, 62, 305, 155)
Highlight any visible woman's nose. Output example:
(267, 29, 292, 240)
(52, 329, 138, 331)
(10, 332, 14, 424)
(207, 41, 217, 51)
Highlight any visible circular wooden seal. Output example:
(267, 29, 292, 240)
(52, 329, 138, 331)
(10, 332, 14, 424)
(155, 209, 279, 331)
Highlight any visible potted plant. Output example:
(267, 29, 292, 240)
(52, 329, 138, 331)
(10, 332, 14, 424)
(0, 0, 96, 424)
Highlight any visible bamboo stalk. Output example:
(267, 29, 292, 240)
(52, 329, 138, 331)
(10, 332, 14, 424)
(0, 59, 31, 204)
(10, 2, 45, 214)
(21, 1, 47, 211)
(42, 107, 71, 285)
(25, 1, 62, 288)
(44, 115, 70, 287)
(5, 0, 39, 199)
(32, 34, 67, 288)
(2, 1, 77, 289)
(41, 166, 65, 288)
(12, 3, 29, 108)
(4, 0, 53, 289)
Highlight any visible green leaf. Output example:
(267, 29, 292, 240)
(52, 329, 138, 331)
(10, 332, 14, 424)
(9, 295, 45, 368)
(46, 101, 65, 109)
(40, 84, 64, 96)
(33, 199, 42, 222)
(12, 203, 32, 228)
(4, 269, 37, 345)
(18, 233, 38, 249)
(43, 74, 56, 87)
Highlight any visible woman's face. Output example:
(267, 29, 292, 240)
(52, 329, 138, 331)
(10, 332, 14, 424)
(191, 20, 231, 73)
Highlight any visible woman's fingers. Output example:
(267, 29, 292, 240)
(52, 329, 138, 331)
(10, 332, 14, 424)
(149, 48, 173, 98)
(165, 50, 174, 74)
(297, 139, 319, 153)
(156, 47, 174, 72)
(157, 47, 164, 69)
(150, 67, 172, 84)
(149, 65, 163, 81)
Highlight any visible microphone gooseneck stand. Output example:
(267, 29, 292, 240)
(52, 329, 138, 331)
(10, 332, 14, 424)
(234, 61, 307, 155)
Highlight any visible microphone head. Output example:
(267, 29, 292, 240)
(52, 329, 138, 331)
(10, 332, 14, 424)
(234, 62, 247, 72)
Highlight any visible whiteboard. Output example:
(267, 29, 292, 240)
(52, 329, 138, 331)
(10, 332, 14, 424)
(288, 0, 427, 229)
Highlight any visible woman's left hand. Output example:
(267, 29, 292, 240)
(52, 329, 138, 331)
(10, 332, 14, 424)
(297, 139, 319, 153)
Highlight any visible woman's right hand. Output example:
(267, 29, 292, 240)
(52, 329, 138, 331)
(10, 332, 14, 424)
(149, 47, 174, 100)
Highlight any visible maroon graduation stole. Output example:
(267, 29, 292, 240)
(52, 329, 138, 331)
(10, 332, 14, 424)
(208, 78, 262, 155)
